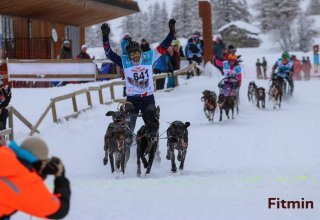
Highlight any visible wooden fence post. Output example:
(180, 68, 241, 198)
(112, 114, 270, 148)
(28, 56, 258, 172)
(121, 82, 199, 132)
(86, 90, 92, 107)
(8, 107, 14, 141)
(193, 63, 197, 76)
(175, 74, 179, 87)
(98, 88, 104, 104)
(51, 102, 58, 123)
(110, 84, 115, 100)
(72, 94, 78, 112)
(154, 79, 158, 91)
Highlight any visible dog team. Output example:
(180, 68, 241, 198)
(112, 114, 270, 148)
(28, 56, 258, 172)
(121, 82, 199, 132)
(103, 102, 190, 176)
(247, 81, 283, 110)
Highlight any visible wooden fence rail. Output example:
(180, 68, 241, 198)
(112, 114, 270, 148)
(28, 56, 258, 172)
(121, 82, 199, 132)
(1, 106, 39, 141)
(6, 63, 197, 138)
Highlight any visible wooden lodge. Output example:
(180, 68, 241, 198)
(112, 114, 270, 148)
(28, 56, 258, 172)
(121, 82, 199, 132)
(0, 0, 139, 86)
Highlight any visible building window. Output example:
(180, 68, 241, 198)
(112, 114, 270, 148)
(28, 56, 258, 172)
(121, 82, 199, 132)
(1, 15, 13, 39)
(28, 19, 32, 38)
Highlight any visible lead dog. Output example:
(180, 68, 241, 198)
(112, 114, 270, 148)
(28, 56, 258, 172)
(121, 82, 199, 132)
(218, 93, 235, 121)
(248, 81, 257, 102)
(166, 121, 190, 173)
(136, 105, 160, 176)
(255, 87, 266, 108)
(103, 111, 128, 174)
(269, 82, 282, 109)
(201, 90, 217, 121)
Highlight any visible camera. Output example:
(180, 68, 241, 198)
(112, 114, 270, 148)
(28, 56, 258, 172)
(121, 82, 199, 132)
(42, 157, 62, 175)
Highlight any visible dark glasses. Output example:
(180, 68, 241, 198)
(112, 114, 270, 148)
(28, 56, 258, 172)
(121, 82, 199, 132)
(129, 51, 141, 57)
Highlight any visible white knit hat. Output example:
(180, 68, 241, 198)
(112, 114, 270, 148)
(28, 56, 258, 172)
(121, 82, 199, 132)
(63, 40, 70, 45)
(81, 44, 87, 49)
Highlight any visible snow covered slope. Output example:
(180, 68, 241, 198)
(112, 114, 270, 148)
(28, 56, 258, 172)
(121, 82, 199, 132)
(11, 58, 320, 219)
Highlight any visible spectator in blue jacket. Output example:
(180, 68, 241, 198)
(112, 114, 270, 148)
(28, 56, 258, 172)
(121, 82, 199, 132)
(185, 31, 203, 76)
(153, 45, 174, 89)
(213, 34, 226, 60)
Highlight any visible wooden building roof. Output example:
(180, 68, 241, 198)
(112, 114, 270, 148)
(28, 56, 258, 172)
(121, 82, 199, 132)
(0, 0, 139, 26)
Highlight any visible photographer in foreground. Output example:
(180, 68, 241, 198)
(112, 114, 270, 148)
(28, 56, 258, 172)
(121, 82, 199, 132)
(0, 136, 71, 220)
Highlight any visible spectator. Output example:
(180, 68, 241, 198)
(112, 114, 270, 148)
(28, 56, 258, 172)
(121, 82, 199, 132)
(55, 40, 73, 86)
(262, 57, 267, 79)
(0, 78, 11, 130)
(224, 45, 236, 60)
(306, 56, 312, 80)
(172, 32, 184, 57)
(291, 55, 302, 80)
(213, 34, 226, 74)
(171, 43, 181, 71)
(153, 45, 174, 90)
(213, 34, 226, 60)
(171, 32, 180, 47)
(76, 44, 91, 59)
(141, 38, 151, 52)
(185, 31, 203, 76)
(0, 136, 71, 219)
(302, 56, 312, 80)
(60, 40, 73, 59)
(168, 44, 181, 88)
(256, 58, 262, 79)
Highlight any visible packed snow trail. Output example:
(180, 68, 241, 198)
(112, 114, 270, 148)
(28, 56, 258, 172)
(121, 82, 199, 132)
(12, 70, 320, 219)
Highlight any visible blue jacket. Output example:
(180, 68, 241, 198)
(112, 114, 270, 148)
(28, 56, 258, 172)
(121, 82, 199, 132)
(153, 53, 173, 73)
(185, 37, 203, 58)
(213, 42, 226, 60)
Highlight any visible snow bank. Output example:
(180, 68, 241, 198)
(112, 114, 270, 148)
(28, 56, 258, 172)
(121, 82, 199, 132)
(11, 49, 320, 220)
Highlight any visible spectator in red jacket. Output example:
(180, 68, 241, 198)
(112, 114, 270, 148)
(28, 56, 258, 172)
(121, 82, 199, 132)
(302, 56, 312, 80)
(291, 55, 302, 80)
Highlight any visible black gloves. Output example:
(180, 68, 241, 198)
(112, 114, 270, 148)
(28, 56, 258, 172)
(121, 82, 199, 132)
(169, 19, 176, 33)
(43, 157, 65, 177)
(101, 23, 111, 43)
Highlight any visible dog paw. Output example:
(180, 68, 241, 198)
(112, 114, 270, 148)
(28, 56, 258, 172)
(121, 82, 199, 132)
(143, 162, 149, 169)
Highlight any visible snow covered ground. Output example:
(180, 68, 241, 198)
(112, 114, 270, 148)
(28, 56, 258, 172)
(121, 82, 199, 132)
(10, 50, 320, 219)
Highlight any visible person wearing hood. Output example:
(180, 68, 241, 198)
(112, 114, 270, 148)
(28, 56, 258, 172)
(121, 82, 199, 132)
(0, 136, 71, 220)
